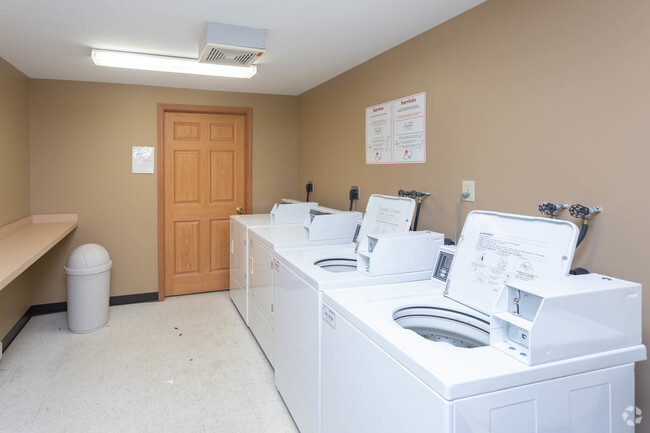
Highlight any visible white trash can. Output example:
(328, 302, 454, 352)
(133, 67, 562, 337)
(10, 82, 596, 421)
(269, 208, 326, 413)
(64, 244, 112, 333)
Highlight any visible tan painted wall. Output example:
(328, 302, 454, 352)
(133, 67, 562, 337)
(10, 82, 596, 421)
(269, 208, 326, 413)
(29, 80, 298, 303)
(298, 0, 650, 416)
(0, 58, 30, 225)
(0, 58, 34, 339)
(3, 0, 649, 417)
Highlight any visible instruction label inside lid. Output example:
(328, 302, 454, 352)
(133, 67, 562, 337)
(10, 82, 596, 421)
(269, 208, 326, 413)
(445, 211, 578, 315)
(355, 195, 415, 250)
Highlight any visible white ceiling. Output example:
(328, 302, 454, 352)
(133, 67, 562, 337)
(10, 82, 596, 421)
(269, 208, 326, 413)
(0, 0, 484, 96)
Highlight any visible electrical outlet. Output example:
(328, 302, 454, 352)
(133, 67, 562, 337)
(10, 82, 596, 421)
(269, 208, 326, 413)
(306, 181, 314, 192)
(462, 180, 475, 202)
(350, 185, 360, 200)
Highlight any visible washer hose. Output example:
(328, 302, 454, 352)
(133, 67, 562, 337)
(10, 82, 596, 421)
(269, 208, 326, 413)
(576, 220, 589, 248)
(454, 192, 470, 244)
(397, 189, 430, 231)
(569, 204, 602, 248)
(412, 200, 423, 231)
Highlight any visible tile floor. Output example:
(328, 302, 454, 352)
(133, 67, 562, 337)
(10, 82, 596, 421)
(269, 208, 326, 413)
(0, 291, 299, 433)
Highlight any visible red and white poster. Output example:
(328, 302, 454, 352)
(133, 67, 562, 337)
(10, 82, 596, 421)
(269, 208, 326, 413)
(365, 102, 393, 164)
(366, 92, 426, 164)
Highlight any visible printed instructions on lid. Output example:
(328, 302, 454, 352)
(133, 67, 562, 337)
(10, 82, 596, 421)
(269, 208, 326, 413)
(363, 204, 412, 235)
(355, 197, 414, 250)
(366, 92, 426, 164)
(467, 232, 550, 292)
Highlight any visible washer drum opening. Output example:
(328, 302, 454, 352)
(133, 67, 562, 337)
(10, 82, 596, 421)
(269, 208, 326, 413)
(393, 306, 489, 349)
(314, 258, 358, 273)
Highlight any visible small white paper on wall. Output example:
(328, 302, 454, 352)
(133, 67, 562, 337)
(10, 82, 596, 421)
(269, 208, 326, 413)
(132, 146, 155, 174)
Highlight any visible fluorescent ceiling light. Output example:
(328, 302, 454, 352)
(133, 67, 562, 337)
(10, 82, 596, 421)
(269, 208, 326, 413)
(91, 49, 257, 79)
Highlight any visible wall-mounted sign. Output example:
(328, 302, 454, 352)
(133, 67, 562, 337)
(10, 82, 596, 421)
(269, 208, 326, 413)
(366, 92, 426, 164)
(132, 146, 155, 174)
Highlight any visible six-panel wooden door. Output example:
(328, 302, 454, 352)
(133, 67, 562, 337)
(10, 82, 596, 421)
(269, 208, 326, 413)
(162, 110, 248, 297)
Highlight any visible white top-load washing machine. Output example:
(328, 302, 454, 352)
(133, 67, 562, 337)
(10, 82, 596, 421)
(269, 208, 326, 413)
(320, 211, 646, 433)
(246, 207, 363, 366)
(229, 200, 318, 325)
(272, 195, 446, 433)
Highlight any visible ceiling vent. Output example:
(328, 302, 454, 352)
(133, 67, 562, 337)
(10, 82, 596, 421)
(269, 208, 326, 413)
(199, 22, 266, 67)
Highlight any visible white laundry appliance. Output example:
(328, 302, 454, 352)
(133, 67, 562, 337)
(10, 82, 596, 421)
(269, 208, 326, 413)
(273, 195, 445, 433)
(320, 211, 646, 433)
(247, 207, 362, 366)
(230, 201, 317, 325)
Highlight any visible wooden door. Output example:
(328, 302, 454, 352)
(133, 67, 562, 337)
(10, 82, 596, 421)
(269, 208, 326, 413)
(159, 105, 251, 299)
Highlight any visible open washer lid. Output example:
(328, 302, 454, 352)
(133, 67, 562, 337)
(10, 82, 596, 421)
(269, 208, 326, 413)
(444, 211, 579, 315)
(355, 194, 415, 249)
(313, 194, 415, 272)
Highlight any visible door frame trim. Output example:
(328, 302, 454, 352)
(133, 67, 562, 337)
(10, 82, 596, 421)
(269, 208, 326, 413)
(157, 103, 252, 301)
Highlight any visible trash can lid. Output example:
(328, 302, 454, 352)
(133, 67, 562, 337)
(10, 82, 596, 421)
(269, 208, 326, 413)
(64, 243, 112, 275)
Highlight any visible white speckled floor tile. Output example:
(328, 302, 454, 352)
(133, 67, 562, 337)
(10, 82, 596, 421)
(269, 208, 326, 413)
(31, 393, 97, 433)
(258, 413, 301, 433)
(0, 397, 41, 433)
(0, 291, 297, 433)
(96, 365, 149, 406)
(244, 381, 291, 419)
(198, 383, 256, 430)
(1, 364, 53, 402)
(0, 366, 8, 387)
(234, 356, 276, 385)
(192, 358, 243, 396)
(103, 341, 150, 373)
(145, 390, 205, 433)
(88, 399, 147, 433)
(203, 416, 262, 433)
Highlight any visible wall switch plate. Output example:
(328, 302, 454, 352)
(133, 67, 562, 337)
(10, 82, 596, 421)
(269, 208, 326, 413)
(462, 180, 475, 202)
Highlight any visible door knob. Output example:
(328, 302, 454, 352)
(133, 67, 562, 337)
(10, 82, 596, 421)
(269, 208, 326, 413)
(236, 207, 244, 214)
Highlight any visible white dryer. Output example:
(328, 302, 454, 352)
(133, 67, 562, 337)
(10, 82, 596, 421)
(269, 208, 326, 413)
(230, 214, 272, 325)
(247, 208, 362, 366)
(229, 201, 317, 325)
(272, 195, 445, 433)
(320, 211, 646, 433)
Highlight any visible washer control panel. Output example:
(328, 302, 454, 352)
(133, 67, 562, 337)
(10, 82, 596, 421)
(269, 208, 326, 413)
(432, 245, 455, 284)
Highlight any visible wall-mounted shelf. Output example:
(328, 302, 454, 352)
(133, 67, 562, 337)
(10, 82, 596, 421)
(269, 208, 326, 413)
(0, 214, 78, 292)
